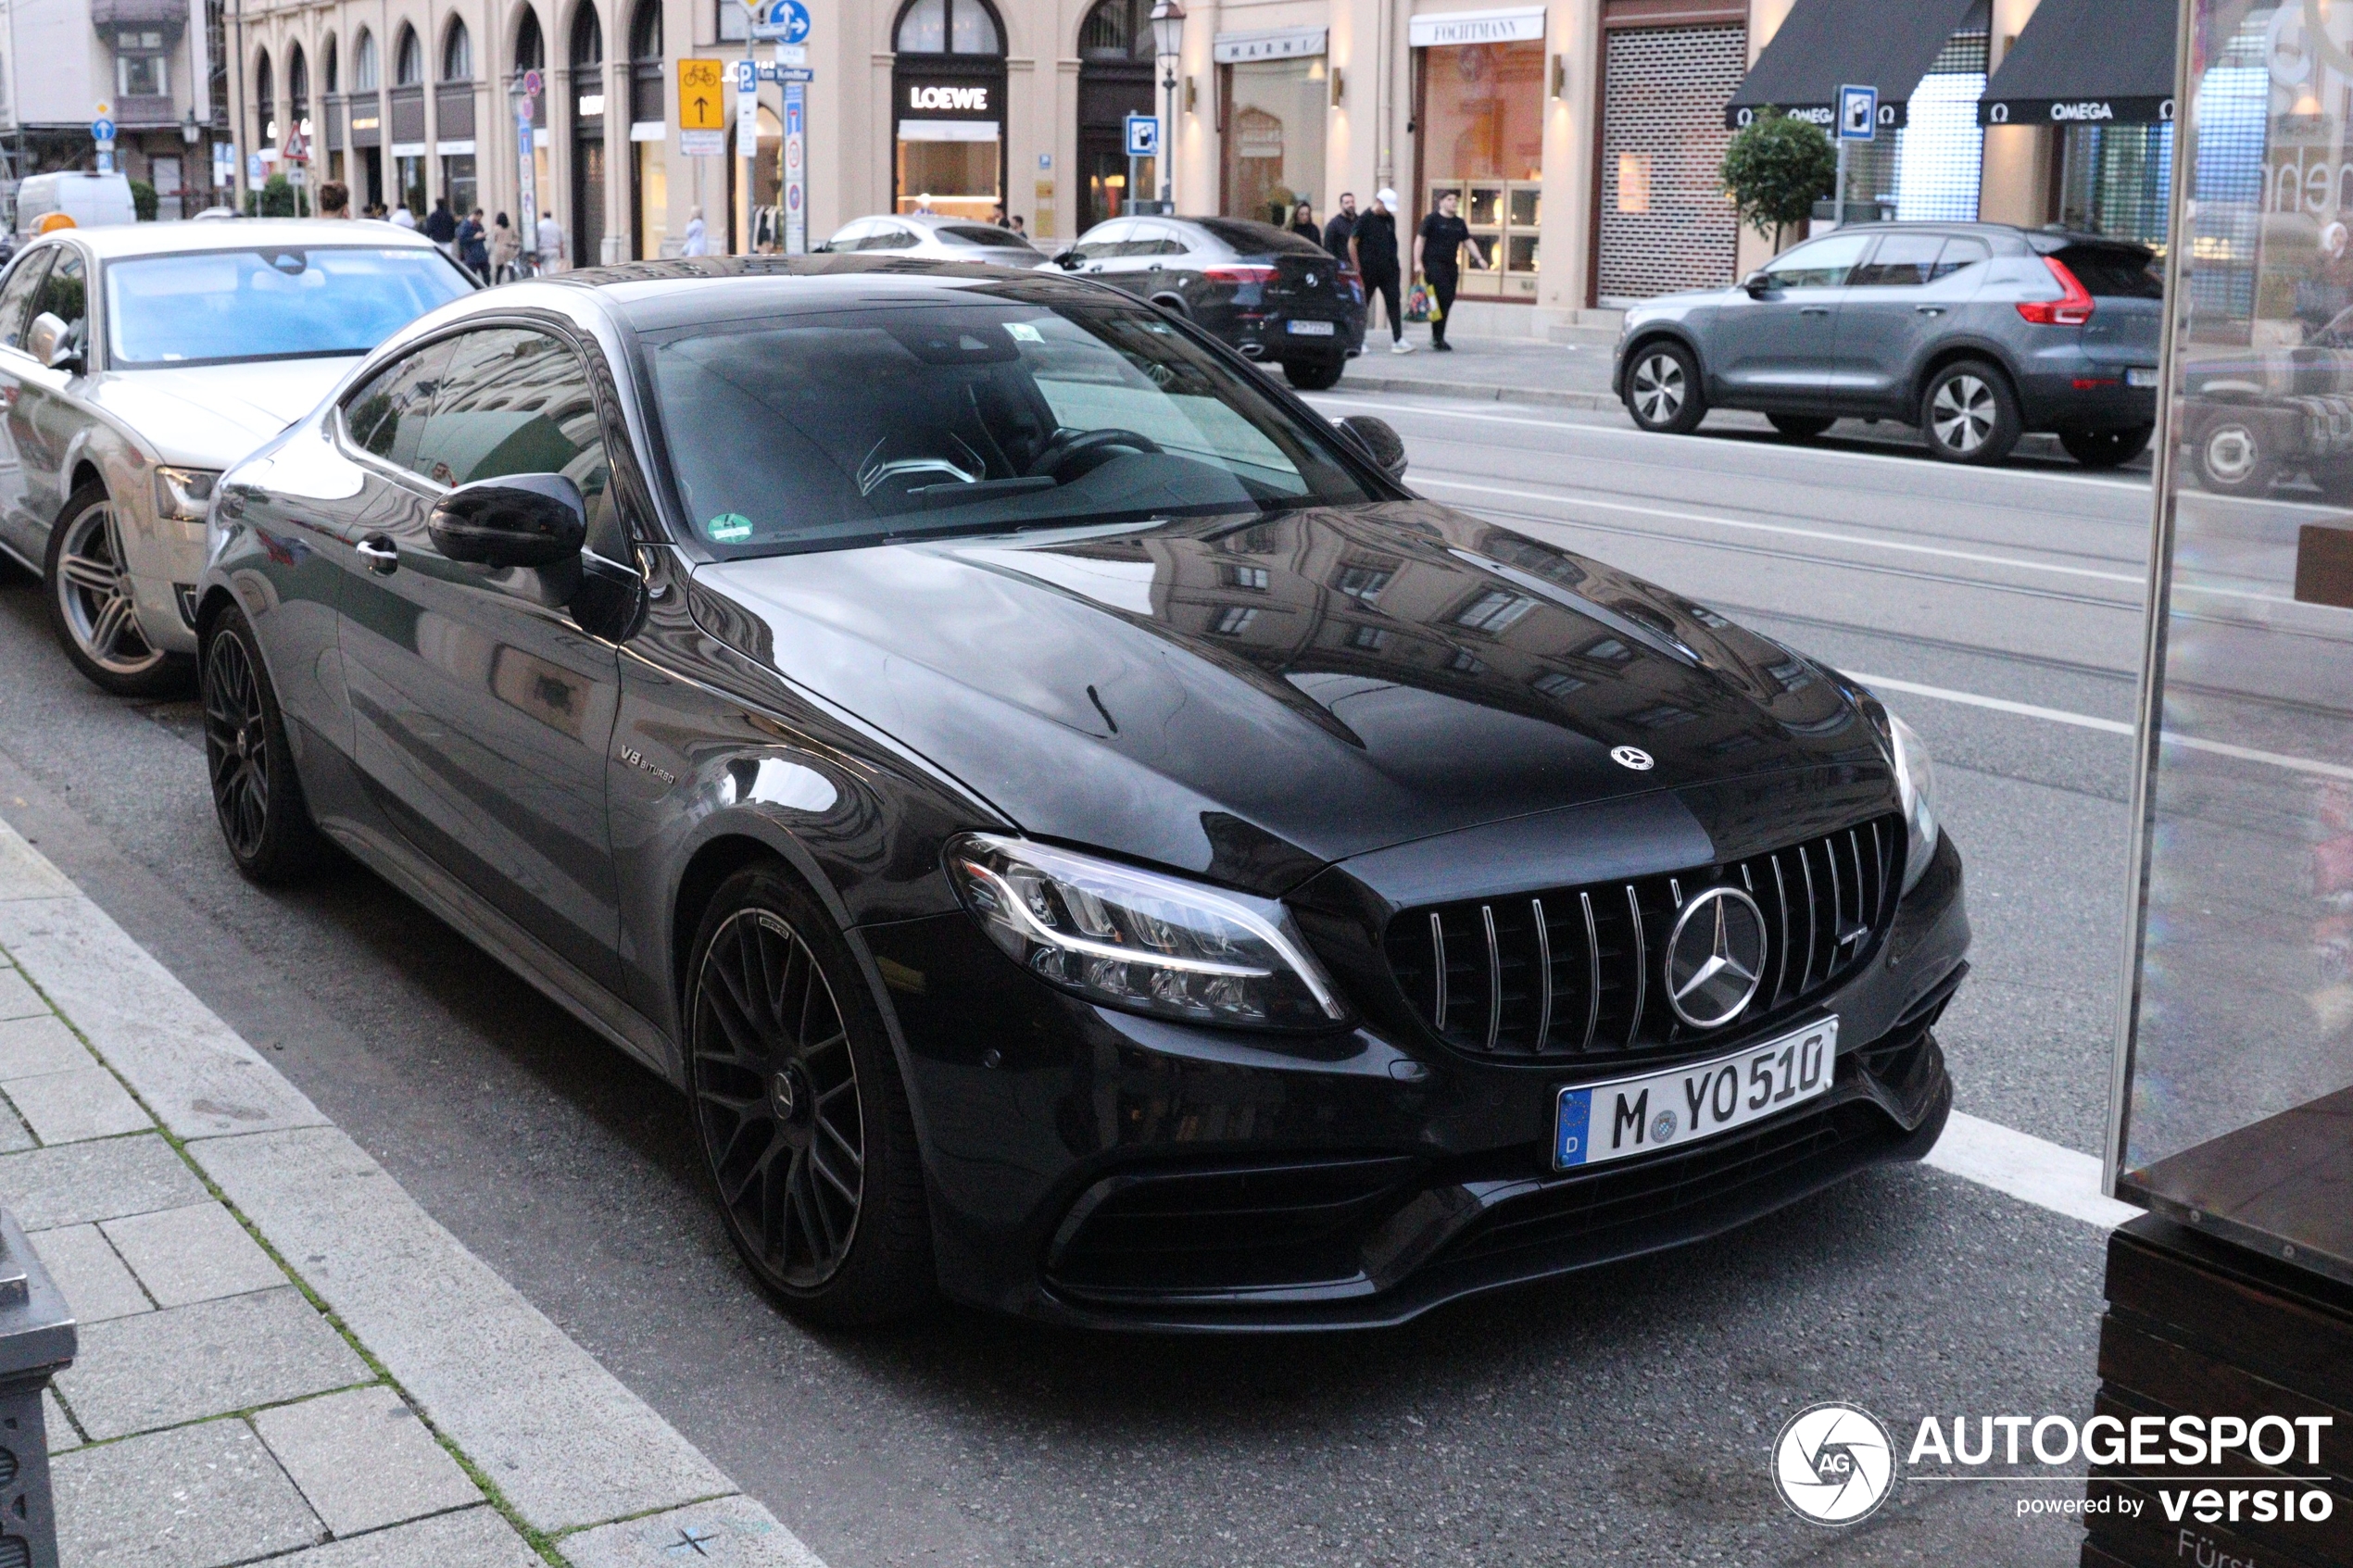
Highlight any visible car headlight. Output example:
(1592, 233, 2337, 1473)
(154, 466, 220, 522)
(946, 834, 1349, 1031)
(1859, 697, 1941, 895)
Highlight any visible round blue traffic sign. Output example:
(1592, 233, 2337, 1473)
(765, 0, 811, 43)
(90, 118, 116, 143)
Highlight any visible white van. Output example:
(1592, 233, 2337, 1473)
(14, 172, 137, 236)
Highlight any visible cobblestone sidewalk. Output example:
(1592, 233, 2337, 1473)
(0, 822, 822, 1568)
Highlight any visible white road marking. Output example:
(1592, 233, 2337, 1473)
(1415, 474, 2150, 586)
(1852, 671, 2353, 782)
(1926, 1111, 2140, 1228)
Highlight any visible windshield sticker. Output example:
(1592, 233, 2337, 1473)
(1004, 321, 1043, 344)
(707, 513, 753, 543)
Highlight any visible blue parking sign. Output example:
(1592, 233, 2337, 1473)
(1125, 113, 1159, 159)
(1837, 83, 1877, 142)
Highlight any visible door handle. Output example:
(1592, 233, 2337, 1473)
(356, 534, 397, 575)
(1800, 307, 1831, 317)
(1915, 306, 1945, 316)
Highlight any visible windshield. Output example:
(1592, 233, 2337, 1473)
(104, 246, 472, 368)
(646, 296, 1379, 556)
(940, 224, 1036, 250)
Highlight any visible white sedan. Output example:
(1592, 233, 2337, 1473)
(0, 220, 473, 694)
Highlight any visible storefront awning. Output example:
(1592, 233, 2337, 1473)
(1724, 0, 1986, 130)
(1976, 0, 2176, 126)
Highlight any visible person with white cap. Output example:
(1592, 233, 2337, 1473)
(1350, 188, 1410, 353)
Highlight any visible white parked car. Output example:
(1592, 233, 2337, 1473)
(813, 212, 1048, 267)
(14, 173, 137, 236)
(0, 219, 474, 693)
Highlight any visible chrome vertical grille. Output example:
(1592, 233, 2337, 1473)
(1382, 815, 1905, 1059)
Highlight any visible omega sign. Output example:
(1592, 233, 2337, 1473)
(906, 82, 992, 114)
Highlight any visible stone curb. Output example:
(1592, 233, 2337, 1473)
(0, 815, 823, 1568)
(1328, 372, 1616, 410)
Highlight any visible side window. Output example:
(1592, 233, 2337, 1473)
(868, 227, 920, 251)
(0, 250, 55, 352)
(412, 327, 622, 558)
(1069, 221, 1131, 262)
(1931, 236, 1992, 280)
(28, 250, 87, 356)
(1761, 232, 1873, 290)
(343, 342, 451, 473)
(1849, 232, 1946, 287)
(821, 220, 873, 252)
(1126, 222, 1180, 257)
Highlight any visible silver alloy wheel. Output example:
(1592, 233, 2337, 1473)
(1629, 351, 1686, 424)
(2202, 424, 2259, 484)
(54, 496, 163, 677)
(1929, 373, 1997, 454)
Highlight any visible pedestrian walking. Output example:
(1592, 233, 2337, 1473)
(1289, 200, 1319, 245)
(1009, 215, 1027, 238)
(1350, 188, 1407, 354)
(318, 181, 352, 219)
(424, 198, 459, 264)
(536, 210, 565, 271)
(459, 207, 490, 276)
(1413, 189, 1489, 352)
(490, 212, 522, 281)
(682, 206, 710, 257)
(1321, 192, 1358, 258)
(389, 203, 417, 229)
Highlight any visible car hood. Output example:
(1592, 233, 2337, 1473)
(85, 358, 356, 465)
(690, 502, 1887, 892)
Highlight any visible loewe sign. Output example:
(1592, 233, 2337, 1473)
(905, 82, 991, 114)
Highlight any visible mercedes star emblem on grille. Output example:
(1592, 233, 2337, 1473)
(1611, 746, 1655, 771)
(1664, 886, 1768, 1029)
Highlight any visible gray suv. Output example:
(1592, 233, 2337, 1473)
(1612, 223, 2161, 468)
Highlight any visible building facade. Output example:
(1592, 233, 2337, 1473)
(2, 0, 228, 216)
(0, 0, 2150, 326)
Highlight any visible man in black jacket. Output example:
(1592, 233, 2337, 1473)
(423, 197, 459, 251)
(1349, 189, 1408, 354)
(1321, 192, 1357, 257)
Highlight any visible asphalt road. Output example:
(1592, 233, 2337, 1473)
(0, 394, 2204, 1565)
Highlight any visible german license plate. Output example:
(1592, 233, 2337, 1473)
(1554, 1018, 1838, 1171)
(2125, 367, 2158, 388)
(1287, 320, 1336, 336)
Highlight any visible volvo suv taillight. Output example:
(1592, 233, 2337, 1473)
(2017, 257, 2095, 326)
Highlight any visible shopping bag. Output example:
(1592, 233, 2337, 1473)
(1405, 276, 1430, 322)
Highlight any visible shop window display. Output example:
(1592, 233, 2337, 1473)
(892, 0, 1006, 221)
(1417, 40, 1541, 300)
(1221, 56, 1327, 227)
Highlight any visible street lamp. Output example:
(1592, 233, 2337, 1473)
(1149, 0, 1183, 208)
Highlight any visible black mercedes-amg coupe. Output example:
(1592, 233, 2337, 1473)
(196, 256, 1967, 1329)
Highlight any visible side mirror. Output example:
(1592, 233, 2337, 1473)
(26, 312, 77, 370)
(1742, 271, 1773, 298)
(1057, 251, 1084, 270)
(429, 473, 586, 569)
(1337, 414, 1408, 481)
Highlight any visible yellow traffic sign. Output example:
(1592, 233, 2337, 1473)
(677, 58, 726, 130)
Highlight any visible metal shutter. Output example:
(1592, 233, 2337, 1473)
(1597, 23, 1746, 305)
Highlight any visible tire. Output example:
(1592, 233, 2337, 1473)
(1919, 360, 2022, 465)
(44, 481, 191, 696)
(1622, 340, 1706, 434)
(1283, 358, 1344, 391)
(2190, 413, 2279, 495)
(199, 603, 333, 883)
(1768, 413, 1835, 441)
(685, 865, 934, 1325)
(2057, 425, 2153, 469)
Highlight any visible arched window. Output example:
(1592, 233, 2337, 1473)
(442, 18, 472, 81)
(395, 25, 422, 85)
(255, 48, 275, 139)
(516, 8, 545, 71)
(894, 0, 1000, 55)
(1077, 0, 1150, 61)
(322, 34, 338, 94)
(628, 0, 661, 62)
(288, 43, 308, 115)
(353, 28, 378, 90)
(571, 4, 603, 67)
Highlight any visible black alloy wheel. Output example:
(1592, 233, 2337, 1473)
(200, 603, 330, 882)
(44, 481, 191, 696)
(686, 867, 932, 1323)
(1623, 340, 1706, 434)
(1284, 358, 1344, 391)
(1920, 360, 2022, 466)
(2057, 425, 2153, 469)
(1768, 413, 1835, 441)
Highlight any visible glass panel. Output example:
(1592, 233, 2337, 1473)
(1507, 184, 1539, 227)
(0, 251, 52, 350)
(1221, 58, 1327, 224)
(897, 0, 945, 54)
(1466, 183, 1503, 226)
(2117, 0, 2353, 1284)
(1505, 232, 1537, 273)
(896, 135, 1000, 221)
(1419, 40, 1543, 183)
(950, 0, 998, 55)
(104, 247, 468, 367)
